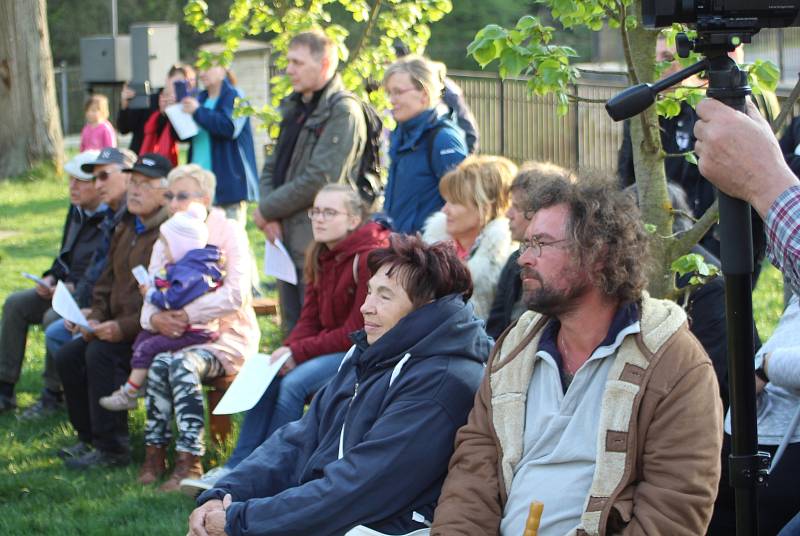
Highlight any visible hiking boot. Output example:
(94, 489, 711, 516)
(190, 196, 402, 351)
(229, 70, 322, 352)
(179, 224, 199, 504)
(64, 448, 130, 470)
(99, 385, 139, 411)
(138, 445, 168, 485)
(159, 451, 203, 492)
(0, 393, 17, 413)
(18, 390, 64, 420)
(179, 465, 232, 497)
(57, 441, 93, 460)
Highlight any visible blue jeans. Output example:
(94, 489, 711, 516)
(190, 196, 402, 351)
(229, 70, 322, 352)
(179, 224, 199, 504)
(46, 319, 77, 353)
(226, 351, 345, 468)
(780, 512, 800, 536)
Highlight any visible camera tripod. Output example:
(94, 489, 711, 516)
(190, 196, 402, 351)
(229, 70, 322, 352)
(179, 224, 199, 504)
(606, 31, 770, 536)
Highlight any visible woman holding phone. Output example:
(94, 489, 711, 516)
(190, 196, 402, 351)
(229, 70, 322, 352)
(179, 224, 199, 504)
(181, 66, 259, 224)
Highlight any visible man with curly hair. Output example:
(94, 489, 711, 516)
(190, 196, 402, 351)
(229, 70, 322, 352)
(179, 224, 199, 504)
(432, 177, 723, 536)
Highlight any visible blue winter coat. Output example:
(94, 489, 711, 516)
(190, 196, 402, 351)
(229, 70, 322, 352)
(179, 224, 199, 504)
(384, 108, 468, 234)
(197, 294, 491, 536)
(191, 78, 259, 205)
(148, 245, 223, 310)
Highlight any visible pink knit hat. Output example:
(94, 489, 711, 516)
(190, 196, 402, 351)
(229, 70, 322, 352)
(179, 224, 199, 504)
(160, 203, 209, 262)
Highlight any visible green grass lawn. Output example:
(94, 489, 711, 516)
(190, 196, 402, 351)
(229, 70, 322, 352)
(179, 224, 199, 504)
(0, 169, 787, 534)
(0, 171, 281, 535)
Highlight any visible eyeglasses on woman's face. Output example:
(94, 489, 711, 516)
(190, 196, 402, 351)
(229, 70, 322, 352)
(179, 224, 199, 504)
(308, 207, 348, 221)
(164, 191, 204, 202)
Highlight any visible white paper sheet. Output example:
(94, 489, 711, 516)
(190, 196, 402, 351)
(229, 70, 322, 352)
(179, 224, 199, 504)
(212, 352, 291, 415)
(131, 265, 150, 286)
(264, 239, 298, 285)
(165, 103, 199, 140)
(22, 272, 49, 287)
(51, 281, 93, 331)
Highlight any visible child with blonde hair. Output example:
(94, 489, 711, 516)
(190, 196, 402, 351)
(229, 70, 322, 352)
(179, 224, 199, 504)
(80, 94, 117, 151)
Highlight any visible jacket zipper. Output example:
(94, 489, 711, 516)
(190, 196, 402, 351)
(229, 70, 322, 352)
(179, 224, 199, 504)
(337, 379, 360, 459)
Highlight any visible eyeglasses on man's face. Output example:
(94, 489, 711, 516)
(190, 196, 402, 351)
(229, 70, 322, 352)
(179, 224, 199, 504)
(307, 207, 348, 221)
(518, 235, 570, 258)
(93, 168, 125, 182)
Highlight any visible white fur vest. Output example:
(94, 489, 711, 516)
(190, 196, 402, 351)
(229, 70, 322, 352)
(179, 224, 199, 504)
(422, 211, 513, 320)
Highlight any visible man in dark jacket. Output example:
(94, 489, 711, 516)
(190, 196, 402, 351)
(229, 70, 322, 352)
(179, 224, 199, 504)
(55, 158, 170, 469)
(188, 235, 490, 536)
(0, 151, 107, 414)
(254, 30, 368, 333)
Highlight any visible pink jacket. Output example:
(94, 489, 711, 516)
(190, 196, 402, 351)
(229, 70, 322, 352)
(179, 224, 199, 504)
(80, 120, 117, 151)
(141, 208, 260, 374)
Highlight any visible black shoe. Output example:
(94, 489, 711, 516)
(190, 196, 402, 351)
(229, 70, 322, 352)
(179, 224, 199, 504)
(0, 393, 17, 413)
(64, 448, 130, 470)
(57, 441, 93, 460)
(18, 390, 63, 420)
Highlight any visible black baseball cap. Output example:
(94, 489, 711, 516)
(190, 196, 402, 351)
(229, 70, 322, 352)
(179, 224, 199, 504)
(123, 153, 173, 179)
(80, 147, 137, 173)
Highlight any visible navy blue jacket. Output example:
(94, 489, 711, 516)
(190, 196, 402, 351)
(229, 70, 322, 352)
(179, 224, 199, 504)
(384, 108, 467, 234)
(191, 78, 259, 205)
(197, 294, 490, 535)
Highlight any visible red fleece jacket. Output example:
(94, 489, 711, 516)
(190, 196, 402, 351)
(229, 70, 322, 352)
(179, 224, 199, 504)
(284, 221, 390, 362)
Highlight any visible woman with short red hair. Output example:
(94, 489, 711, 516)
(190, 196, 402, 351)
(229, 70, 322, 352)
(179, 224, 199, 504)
(188, 234, 492, 536)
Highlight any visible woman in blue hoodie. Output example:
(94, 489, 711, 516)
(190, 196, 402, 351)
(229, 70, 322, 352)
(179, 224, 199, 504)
(182, 66, 259, 224)
(383, 55, 468, 234)
(188, 234, 491, 536)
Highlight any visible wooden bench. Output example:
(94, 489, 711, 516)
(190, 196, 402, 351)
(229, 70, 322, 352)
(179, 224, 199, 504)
(252, 296, 280, 318)
(204, 375, 237, 446)
(204, 297, 281, 445)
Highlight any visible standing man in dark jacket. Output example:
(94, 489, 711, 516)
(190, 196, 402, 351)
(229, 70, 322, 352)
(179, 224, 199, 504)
(0, 151, 107, 414)
(188, 235, 490, 536)
(254, 30, 368, 333)
(55, 160, 170, 469)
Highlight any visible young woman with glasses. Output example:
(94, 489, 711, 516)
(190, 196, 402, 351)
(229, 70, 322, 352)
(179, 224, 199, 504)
(180, 183, 391, 496)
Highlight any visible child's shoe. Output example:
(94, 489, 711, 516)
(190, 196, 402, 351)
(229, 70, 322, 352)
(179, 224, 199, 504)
(99, 384, 140, 411)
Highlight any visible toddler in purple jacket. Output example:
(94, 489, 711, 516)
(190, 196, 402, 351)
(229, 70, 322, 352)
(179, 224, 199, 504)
(100, 204, 224, 411)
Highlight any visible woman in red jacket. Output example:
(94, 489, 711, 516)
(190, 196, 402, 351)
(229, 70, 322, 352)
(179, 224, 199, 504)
(181, 184, 390, 495)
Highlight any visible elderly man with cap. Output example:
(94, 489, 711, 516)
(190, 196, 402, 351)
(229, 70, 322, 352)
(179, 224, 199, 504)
(54, 152, 172, 469)
(19, 148, 137, 420)
(0, 150, 108, 415)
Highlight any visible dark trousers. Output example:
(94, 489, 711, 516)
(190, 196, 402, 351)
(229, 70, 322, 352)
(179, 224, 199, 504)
(708, 434, 800, 536)
(55, 337, 132, 453)
(0, 288, 62, 391)
(277, 269, 305, 335)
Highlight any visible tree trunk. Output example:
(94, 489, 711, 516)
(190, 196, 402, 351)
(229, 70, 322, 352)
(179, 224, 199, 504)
(625, 6, 675, 298)
(0, 0, 64, 179)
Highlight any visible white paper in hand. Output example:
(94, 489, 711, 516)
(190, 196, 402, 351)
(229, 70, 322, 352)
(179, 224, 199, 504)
(51, 281, 93, 331)
(165, 103, 199, 140)
(212, 352, 291, 415)
(22, 272, 48, 287)
(264, 239, 297, 285)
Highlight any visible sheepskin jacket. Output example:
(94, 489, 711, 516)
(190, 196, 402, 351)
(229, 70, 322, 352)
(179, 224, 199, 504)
(422, 211, 513, 321)
(432, 293, 723, 536)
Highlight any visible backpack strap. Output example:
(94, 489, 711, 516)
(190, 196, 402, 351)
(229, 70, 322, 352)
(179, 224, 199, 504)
(425, 124, 446, 175)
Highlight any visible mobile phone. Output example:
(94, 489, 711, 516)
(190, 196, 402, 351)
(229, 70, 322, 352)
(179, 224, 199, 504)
(174, 79, 191, 101)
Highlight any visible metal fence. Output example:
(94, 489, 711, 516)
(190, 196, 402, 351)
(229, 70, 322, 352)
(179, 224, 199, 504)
(450, 69, 629, 175)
